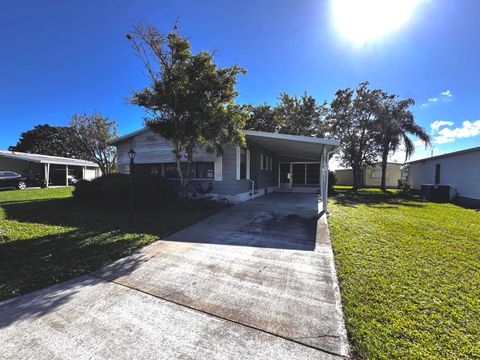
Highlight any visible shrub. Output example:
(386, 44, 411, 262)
(73, 173, 177, 210)
(328, 170, 337, 193)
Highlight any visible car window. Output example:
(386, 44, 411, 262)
(0, 172, 3, 177)
(3, 172, 18, 177)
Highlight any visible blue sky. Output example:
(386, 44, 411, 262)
(1, 0, 479, 161)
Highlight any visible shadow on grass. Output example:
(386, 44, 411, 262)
(0, 227, 151, 327)
(332, 188, 426, 209)
(0, 197, 219, 325)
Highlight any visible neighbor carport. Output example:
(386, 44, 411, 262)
(0, 150, 100, 186)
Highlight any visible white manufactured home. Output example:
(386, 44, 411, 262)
(109, 129, 340, 210)
(408, 146, 480, 206)
(335, 163, 402, 188)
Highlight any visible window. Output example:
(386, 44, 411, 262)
(264, 155, 269, 170)
(260, 154, 264, 170)
(165, 162, 212, 179)
(306, 163, 320, 184)
(3, 172, 18, 177)
(269, 157, 273, 171)
(435, 164, 441, 184)
(165, 163, 178, 178)
(371, 169, 382, 179)
(196, 162, 214, 179)
(240, 148, 247, 179)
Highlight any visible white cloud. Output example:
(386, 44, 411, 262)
(440, 90, 453, 100)
(421, 90, 454, 107)
(430, 120, 454, 133)
(434, 120, 480, 144)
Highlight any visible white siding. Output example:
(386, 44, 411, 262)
(409, 149, 480, 200)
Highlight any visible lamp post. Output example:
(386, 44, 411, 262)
(128, 148, 136, 224)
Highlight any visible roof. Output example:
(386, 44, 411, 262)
(407, 146, 480, 165)
(108, 128, 149, 145)
(109, 128, 340, 160)
(0, 150, 99, 167)
(243, 130, 339, 160)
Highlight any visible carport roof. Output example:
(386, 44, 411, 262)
(243, 130, 340, 161)
(0, 150, 99, 167)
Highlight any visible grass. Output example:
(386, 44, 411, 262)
(328, 187, 480, 359)
(0, 187, 219, 301)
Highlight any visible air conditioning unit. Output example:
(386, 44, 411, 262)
(420, 184, 451, 202)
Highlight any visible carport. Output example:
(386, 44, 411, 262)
(0, 150, 100, 187)
(243, 131, 339, 212)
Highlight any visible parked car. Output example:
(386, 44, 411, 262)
(0, 171, 28, 190)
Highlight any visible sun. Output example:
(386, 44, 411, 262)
(331, 0, 423, 46)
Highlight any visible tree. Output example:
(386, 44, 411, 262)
(127, 24, 247, 197)
(244, 104, 278, 132)
(375, 96, 430, 191)
(9, 124, 83, 158)
(275, 92, 327, 137)
(326, 82, 382, 190)
(244, 93, 327, 137)
(69, 112, 118, 175)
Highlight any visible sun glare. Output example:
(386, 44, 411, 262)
(332, 0, 423, 47)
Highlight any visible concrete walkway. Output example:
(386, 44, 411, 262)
(0, 193, 349, 359)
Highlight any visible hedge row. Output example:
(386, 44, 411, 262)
(73, 173, 177, 210)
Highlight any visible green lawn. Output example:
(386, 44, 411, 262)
(328, 187, 480, 359)
(0, 187, 219, 301)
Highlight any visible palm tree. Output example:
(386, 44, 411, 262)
(376, 97, 430, 191)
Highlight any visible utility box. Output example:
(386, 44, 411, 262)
(421, 184, 452, 202)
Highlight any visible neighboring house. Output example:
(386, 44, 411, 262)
(407, 146, 480, 206)
(335, 163, 402, 188)
(109, 129, 339, 210)
(0, 150, 101, 187)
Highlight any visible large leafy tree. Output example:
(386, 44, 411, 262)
(69, 112, 118, 175)
(244, 104, 278, 132)
(275, 92, 327, 137)
(9, 124, 84, 158)
(375, 96, 430, 191)
(244, 92, 327, 137)
(326, 82, 382, 190)
(127, 24, 247, 197)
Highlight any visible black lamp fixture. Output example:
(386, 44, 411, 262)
(128, 148, 136, 160)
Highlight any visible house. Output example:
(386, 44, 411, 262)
(0, 150, 101, 187)
(407, 146, 480, 206)
(109, 129, 340, 210)
(335, 163, 402, 188)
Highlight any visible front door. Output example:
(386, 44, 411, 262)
(279, 163, 291, 189)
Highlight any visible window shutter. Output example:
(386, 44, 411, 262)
(246, 149, 250, 179)
(236, 147, 241, 180)
(214, 154, 223, 181)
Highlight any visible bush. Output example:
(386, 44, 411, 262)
(328, 170, 337, 193)
(73, 174, 177, 210)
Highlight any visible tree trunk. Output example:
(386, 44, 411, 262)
(380, 146, 389, 192)
(173, 146, 186, 200)
(352, 164, 359, 191)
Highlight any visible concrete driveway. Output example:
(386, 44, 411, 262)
(0, 193, 349, 359)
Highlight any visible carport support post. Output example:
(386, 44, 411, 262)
(322, 147, 328, 213)
(44, 163, 50, 188)
(65, 165, 69, 186)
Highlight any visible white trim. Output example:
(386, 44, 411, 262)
(243, 130, 340, 146)
(235, 147, 241, 180)
(260, 153, 264, 170)
(246, 149, 250, 180)
(214, 154, 223, 181)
